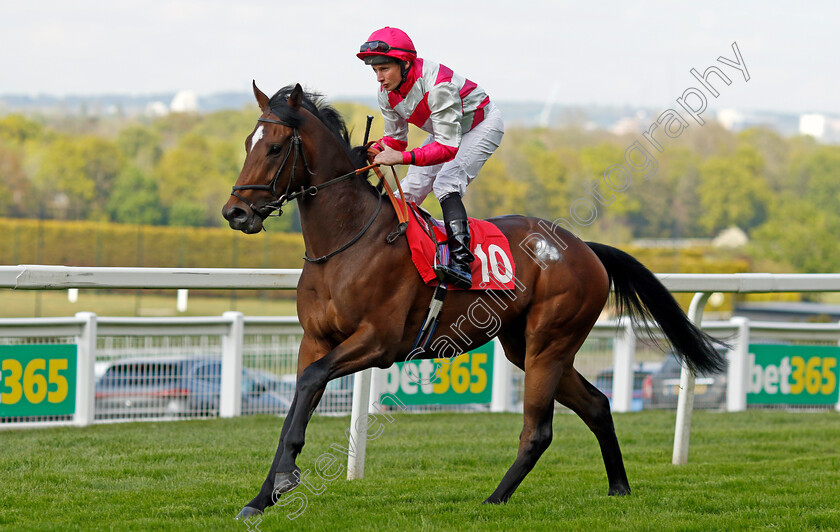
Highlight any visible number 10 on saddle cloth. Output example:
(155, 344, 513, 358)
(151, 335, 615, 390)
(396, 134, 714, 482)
(403, 202, 516, 291)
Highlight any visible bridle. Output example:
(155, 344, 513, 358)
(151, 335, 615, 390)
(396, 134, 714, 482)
(228, 112, 384, 263)
(229, 115, 316, 219)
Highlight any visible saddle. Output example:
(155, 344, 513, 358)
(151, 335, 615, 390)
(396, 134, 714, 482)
(361, 141, 515, 292)
(403, 201, 516, 291)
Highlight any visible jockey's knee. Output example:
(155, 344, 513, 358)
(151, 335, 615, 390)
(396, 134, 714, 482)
(433, 180, 466, 203)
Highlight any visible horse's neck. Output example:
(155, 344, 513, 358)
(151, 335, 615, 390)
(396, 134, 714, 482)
(297, 162, 383, 260)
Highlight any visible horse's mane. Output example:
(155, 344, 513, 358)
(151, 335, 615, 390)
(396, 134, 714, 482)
(268, 86, 371, 184)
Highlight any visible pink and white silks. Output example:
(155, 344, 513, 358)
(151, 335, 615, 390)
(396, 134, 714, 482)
(375, 58, 505, 203)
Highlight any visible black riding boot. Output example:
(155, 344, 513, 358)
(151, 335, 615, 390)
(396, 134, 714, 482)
(434, 193, 475, 289)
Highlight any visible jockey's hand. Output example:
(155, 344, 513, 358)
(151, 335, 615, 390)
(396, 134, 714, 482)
(366, 143, 382, 163)
(373, 145, 405, 166)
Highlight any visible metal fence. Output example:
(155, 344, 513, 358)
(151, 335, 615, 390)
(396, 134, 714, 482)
(3, 312, 838, 430)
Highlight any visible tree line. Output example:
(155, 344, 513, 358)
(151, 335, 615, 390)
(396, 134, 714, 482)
(1, 103, 838, 273)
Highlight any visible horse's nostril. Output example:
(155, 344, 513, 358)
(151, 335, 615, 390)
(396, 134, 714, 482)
(224, 206, 243, 221)
(223, 205, 250, 227)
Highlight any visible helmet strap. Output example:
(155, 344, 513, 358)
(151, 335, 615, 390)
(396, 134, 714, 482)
(396, 60, 411, 91)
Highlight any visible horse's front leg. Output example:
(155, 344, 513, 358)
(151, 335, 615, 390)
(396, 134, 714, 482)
(236, 327, 383, 519)
(273, 327, 385, 490)
(236, 335, 328, 520)
(268, 359, 330, 494)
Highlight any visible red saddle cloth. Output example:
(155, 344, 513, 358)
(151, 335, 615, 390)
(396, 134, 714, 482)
(403, 201, 516, 290)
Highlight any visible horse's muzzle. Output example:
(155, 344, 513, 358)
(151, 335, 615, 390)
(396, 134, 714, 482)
(222, 202, 264, 234)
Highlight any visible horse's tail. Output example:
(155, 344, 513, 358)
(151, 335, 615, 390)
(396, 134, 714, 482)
(586, 242, 726, 373)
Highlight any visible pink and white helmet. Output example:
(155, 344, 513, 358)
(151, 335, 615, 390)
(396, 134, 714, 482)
(357, 27, 417, 65)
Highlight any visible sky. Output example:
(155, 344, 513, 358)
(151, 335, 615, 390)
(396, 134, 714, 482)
(1, 0, 838, 114)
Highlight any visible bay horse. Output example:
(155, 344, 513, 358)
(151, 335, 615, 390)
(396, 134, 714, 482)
(222, 83, 725, 519)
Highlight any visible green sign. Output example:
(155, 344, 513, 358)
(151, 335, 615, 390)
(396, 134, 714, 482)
(381, 342, 494, 405)
(0, 345, 77, 417)
(747, 344, 839, 405)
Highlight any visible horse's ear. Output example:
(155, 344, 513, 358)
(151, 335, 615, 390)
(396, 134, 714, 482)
(288, 83, 303, 110)
(253, 81, 270, 112)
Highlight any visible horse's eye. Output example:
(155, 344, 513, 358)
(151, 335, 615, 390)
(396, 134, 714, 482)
(268, 144, 283, 155)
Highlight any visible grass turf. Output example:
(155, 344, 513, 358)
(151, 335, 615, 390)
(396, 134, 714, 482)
(1, 410, 839, 531)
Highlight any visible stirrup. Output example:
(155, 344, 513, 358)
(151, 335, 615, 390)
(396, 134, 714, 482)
(434, 263, 473, 289)
(413, 283, 448, 351)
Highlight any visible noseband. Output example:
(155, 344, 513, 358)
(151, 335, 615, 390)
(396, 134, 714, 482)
(229, 115, 315, 219)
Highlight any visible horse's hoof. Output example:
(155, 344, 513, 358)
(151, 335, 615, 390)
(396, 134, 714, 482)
(482, 496, 504, 505)
(235, 506, 263, 520)
(608, 485, 631, 496)
(273, 467, 302, 498)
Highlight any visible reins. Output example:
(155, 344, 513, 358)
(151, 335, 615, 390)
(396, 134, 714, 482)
(229, 113, 411, 263)
(303, 191, 383, 264)
(365, 145, 411, 243)
(300, 163, 410, 263)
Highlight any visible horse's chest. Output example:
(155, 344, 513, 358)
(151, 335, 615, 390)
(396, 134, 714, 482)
(300, 295, 358, 343)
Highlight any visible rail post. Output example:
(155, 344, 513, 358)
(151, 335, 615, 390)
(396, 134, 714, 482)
(672, 291, 710, 465)
(490, 337, 512, 412)
(74, 312, 97, 427)
(347, 368, 373, 480)
(726, 317, 750, 412)
(612, 320, 636, 413)
(220, 311, 244, 418)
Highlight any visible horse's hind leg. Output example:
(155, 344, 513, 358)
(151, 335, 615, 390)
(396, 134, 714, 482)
(484, 355, 560, 504)
(555, 370, 630, 495)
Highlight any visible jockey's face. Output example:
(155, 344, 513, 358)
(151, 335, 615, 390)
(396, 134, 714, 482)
(372, 62, 403, 92)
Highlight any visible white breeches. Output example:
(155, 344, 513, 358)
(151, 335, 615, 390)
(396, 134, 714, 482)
(399, 102, 504, 203)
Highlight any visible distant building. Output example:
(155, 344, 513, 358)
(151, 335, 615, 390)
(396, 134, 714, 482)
(712, 226, 748, 248)
(825, 116, 840, 144)
(145, 101, 169, 117)
(609, 116, 641, 136)
(716, 108, 745, 131)
(799, 113, 826, 139)
(170, 90, 199, 113)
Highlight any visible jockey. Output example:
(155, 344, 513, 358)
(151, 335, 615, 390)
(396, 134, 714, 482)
(357, 26, 505, 290)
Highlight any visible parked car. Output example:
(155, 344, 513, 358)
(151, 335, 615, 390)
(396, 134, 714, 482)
(278, 373, 355, 415)
(95, 356, 294, 418)
(642, 350, 727, 410)
(595, 362, 662, 411)
(94, 361, 111, 382)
